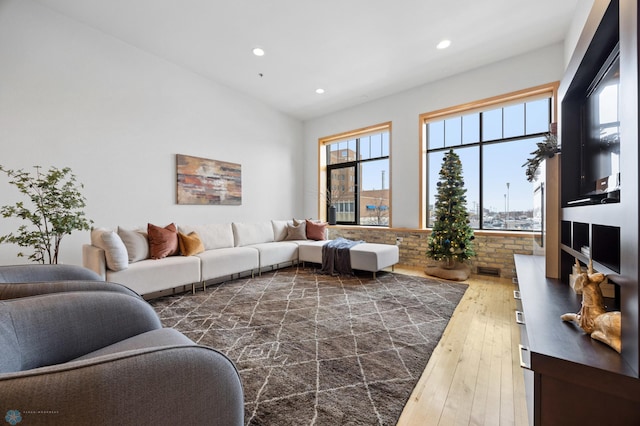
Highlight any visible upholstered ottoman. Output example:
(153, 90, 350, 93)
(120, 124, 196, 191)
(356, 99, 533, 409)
(298, 241, 399, 278)
(349, 243, 399, 278)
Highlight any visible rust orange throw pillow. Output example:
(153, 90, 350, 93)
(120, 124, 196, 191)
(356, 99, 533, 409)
(305, 220, 328, 241)
(147, 223, 179, 259)
(178, 231, 205, 256)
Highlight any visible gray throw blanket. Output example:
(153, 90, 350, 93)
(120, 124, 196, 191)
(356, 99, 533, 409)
(320, 238, 364, 276)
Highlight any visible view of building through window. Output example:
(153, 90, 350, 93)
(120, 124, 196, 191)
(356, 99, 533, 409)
(325, 128, 390, 225)
(425, 96, 552, 231)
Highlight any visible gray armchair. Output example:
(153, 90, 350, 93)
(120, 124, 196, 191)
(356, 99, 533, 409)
(0, 266, 244, 425)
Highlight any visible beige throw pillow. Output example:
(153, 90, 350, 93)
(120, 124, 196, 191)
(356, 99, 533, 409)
(285, 222, 307, 240)
(117, 227, 149, 263)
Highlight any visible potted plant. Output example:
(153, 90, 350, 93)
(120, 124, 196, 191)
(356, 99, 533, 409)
(523, 133, 560, 182)
(0, 165, 93, 264)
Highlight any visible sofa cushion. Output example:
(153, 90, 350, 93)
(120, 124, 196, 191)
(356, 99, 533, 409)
(305, 220, 328, 241)
(232, 222, 274, 247)
(350, 243, 400, 272)
(178, 232, 205, 256)
(117, 227, 149, 263)
(106, 256, 201, 295)
(197, 247, 259, 281)
(250, 242, 299, 267)
(272, 220, 291, 242)
(91, 229, 129, 272)
(298, 240, 330, 264)
(178, 224, 234, 250)
(147, 223, 179, 259)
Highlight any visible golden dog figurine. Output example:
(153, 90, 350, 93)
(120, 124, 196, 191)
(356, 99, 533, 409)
(561, 271, 621, 353)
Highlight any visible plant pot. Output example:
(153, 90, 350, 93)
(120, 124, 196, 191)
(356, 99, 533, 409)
(425, 260, 471, 281)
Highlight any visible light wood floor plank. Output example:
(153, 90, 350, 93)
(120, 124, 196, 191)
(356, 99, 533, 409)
(441, 287, 491, 425)
(396, 267, 528, 426)
(469, 292, 497, 425)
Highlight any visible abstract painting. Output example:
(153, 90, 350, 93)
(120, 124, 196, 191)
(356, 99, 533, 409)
(176, 154, 241, 205)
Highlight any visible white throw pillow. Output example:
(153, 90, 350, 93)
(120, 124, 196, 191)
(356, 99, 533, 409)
(117, 227, 149, 263)
(91, 228, 129, 271)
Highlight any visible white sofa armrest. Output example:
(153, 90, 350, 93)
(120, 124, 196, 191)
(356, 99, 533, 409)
(82, 244, 107, 280)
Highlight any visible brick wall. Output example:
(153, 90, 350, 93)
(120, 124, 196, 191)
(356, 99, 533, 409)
(328, 227, 534, 279)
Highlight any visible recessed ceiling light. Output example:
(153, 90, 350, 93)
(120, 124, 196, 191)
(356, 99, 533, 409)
(315, 88, 325, 94)
(252, 47, 265, 57)
(436, 39, 451, 50)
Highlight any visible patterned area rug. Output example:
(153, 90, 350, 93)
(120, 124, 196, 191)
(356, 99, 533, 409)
(149, 266, 467, 425)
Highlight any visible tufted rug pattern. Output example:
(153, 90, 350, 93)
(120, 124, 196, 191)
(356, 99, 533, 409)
(150, 266, 467, 425)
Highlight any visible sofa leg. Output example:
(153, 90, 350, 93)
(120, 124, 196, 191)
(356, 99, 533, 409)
(192, 283, 195, 294)
(203, 280, 206, 291)
(373, 271, 376, 279)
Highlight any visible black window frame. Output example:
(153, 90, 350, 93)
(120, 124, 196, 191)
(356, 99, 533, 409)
(325, 129, 390, 226)
(425, 96, 553, 231)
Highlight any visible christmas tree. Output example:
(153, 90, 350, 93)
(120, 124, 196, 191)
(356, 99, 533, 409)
(427, 149, 475, 267)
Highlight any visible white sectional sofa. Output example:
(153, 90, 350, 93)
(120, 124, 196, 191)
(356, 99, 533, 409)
(83, 219, 399, 298)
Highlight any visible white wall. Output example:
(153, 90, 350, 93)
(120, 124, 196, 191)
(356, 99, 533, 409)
(0, 0, 303, 266)
(564, 0, 596, 67)
(302, 43, 567, 229)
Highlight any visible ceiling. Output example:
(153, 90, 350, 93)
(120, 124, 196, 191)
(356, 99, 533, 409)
(33, 0, 581, 121)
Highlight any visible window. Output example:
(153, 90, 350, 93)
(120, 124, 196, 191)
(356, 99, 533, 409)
(319, 123, 391, 226)
(421, 84, 558, 231)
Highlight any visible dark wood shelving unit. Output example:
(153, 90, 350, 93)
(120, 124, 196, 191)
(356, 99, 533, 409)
(558, 0, 639, 378)
(515, 1, 640, 424)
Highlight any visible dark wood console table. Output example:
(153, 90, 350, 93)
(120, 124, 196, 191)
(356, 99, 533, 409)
(514, 254, 640, 425)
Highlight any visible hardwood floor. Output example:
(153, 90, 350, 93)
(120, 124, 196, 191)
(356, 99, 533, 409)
(394, 267, 529, 426)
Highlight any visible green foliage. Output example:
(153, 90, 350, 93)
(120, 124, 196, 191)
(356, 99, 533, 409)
(427, 149, 476, 264)
(522, 133, 559, 182)
(0, 165, 93, 264)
